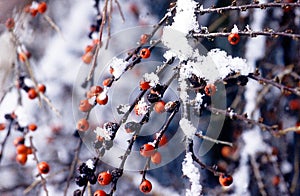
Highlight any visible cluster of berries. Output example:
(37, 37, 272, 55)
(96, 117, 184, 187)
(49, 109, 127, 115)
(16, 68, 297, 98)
(15, 76, 46, 100)
(24, 1, 47, 17)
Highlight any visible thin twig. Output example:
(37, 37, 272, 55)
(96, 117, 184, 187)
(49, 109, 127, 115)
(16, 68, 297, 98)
(188, 141, 224, 176)
(249, 74, 300, 96)
(86, 0, 109, 83)
(290, 136, 300, 193)
(42, 15, 65, 41)
(196, 2, 300, 14)
(250, 155, 267, 196)
(208, 106, 277, 134)
(29, 136, 49, 196)
(195, 133, 233, 147)
(0, 120, 13, 164)
(114, 0, 125, 22)
(24, 168, 69, 195)
(193, 30, 300, 40)
(64, 139, 83, 196)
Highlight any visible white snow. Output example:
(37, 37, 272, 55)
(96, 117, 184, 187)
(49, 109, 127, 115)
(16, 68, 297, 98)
(108, 57, 129, 80)
(179, 118, 197, 139)
(182, 152, 202, 196)
(143, 72, 159, 87)
(85, 159, 94, 170)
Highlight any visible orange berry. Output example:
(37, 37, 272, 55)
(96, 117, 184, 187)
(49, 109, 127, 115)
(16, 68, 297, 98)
(204, 84, 217, 96)
(16, 154, 27, 165)
(18, 52, 28, 62)
(5, 18, 15, 30)
(139, 179, 152, 193)
(151, 151, 161, 164)
(28, 123, 37, 131)
(27, 147, 33, 155)
(97, 171, 112, 186)
(272, 175, 280, 186)
(82, 52, 93, 64)
(16, 144, 28, 155)
(90, 86, 103, 96)
(221, 146, 233, 158)
(289, 99, 300, 110)
(155, 133, 168, 147)
(77, 118, 89, 131)
(85, 45, 94, 53)
(96, 93, 108, 105)
(38, 84, 46, 93)
(140, 48, 151, 59)
(28, 88, 38, 99)
(38, 161, 50, 174)
(38, 2, 47, 13)
(30, 9, 38, 17)
(79, 99, 93, 112)
(0, 123, 6, 131)
(94, 190, 107, 196)
(219, 174, 233, 187)
(140, 80, 150, 90)
(228, 33, 240, 45)
(14, 137, 25, 146)
(296, 122, 300, 134)
(140, 34, 149, 44)
(154, 100, 166, 113)
(140, 143, 155, 157)
(103, 78, 113, 87)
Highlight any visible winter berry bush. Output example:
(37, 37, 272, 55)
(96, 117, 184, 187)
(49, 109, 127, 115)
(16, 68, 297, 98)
(0, 0, 300, 196)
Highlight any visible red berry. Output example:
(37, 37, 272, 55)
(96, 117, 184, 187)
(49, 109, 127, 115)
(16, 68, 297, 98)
(139, 179, 152, 193)
(79, 99, 93, 112)
(228, 33, 240, 45)
(85, 45, 94, 53)
(204, 84, 216, 96)
(90, 86, 103, 96)
(28, 123, 38, 131)
(94, 190, 107, 196)
(16, 144, 28, 155)
(28, 88, 38, 99)
(151, 151, 161, 164)
(82, 52, 93, 64)
(219, 174, 233, 187)
(14, 137, 25, 146)
(272, 175, 280, 186)
(140, 48, 151, 59)
(77, 118, 89, 131)
(140, 80, 151, 90)
(0, 123, 6, 131)
(38, 2, 47, 13)
(38, 84, 46, 93)
(103, 78, 113, 87)
(38, 161, 50, 174)
(140, 143, 155, 157)
(5, 18, 15, 30)
(155, 133, 168, 147)
(30, 9, 38, 17)
(16, 154, 27, 165)
(18, 52, 28, 62)
(140, 34, 149, 44)
(96, 93, 108, 105)
(289, 99, 300, 110)
(154, 100, 166, 113)
(97, 171, 112, 186)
